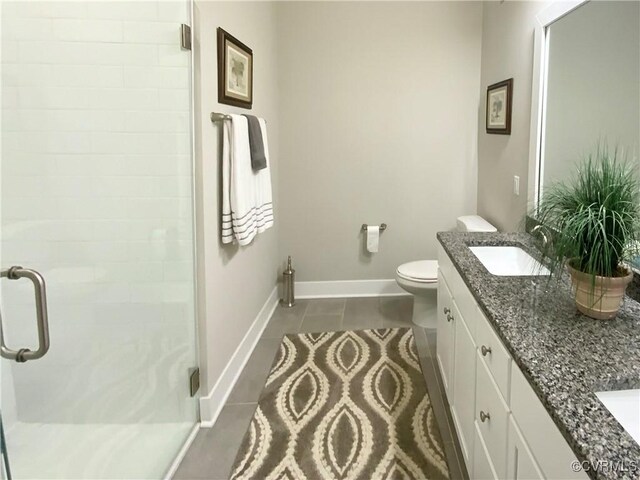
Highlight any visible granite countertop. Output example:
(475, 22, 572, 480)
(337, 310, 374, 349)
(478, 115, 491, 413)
(437, 232, 640, 480)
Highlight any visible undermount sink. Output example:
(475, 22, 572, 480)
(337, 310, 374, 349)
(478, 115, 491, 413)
(469, 246, 550, 276)
(596, 389, 640, 445)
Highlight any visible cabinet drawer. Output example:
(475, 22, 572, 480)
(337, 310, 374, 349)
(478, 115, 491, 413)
(510, 365, 589, 480)
(475, 352, 509, 479)
(476, 309, 512, 402)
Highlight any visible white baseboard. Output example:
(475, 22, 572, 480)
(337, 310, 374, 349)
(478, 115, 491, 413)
(198, 286, 279, 427)
(296, 279, 409, 298)
(164, 423, 200, 479)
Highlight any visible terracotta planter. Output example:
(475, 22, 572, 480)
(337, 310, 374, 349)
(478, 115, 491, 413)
(567, 262, 633, 320)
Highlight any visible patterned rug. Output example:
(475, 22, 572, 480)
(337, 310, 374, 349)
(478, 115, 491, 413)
(229, 328, 450, 480)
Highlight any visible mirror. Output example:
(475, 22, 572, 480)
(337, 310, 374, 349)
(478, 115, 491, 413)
(538, 0, 639, 196)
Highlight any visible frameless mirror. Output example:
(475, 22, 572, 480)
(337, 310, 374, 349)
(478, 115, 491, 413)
(538, 0, 639, 196)
(531, 0, 640, 271)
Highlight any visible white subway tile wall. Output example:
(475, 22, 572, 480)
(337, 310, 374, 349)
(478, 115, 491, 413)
(1, 1, 197, 478)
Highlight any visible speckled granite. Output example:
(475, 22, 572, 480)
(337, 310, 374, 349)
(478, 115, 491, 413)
(437, 232, 640, 480)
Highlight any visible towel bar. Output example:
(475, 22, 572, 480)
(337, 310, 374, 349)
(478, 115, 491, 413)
(362, 223, 387, 232)
(211, 112, 232, 122)
(210, 112, 268, 123)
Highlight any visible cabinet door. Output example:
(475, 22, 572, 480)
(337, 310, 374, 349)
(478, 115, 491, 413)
(510, 365, 589, 480)
(473, 422, 498, 480)
(475, 352, 509, 479)
(451, 313, 476, 466)
(507, 417, 544, 480)
(436, 273, 455, 401)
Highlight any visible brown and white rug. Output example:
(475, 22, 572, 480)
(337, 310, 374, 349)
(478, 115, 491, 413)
(229, 328, 450, 480)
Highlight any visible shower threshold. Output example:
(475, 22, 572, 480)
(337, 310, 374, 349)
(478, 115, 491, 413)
(5, 421, 194, 479)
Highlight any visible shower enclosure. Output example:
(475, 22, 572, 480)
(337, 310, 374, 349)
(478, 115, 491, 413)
(0, 1, 198, 478)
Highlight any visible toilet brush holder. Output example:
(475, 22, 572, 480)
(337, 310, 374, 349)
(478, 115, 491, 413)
(281, 256, 295, 307)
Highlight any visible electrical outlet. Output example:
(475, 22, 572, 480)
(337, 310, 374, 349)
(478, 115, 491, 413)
(513, 175, 520, 196)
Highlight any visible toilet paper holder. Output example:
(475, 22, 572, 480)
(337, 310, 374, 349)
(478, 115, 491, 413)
(361, 223, 387, 232)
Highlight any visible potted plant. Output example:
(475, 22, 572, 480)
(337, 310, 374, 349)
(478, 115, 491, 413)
(535, 147, 640, 320)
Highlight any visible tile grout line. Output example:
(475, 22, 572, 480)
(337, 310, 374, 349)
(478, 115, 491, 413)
(425, 359, 455, 442)
(425, 352, 466, 478)
(289, 299, 309, 333)
(423, 330, 451, 426)
(301, 299, 311, 316)
(415, 329, 453, 444)
(419, 327, 465, 476)
(414, 327, 464, 474)
(424, 353, 454, 435)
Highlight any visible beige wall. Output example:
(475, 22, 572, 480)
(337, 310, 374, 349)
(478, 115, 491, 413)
(277, 2, 483, 281)
(193, 1, 280, 392)
(477, 1, 545, 232)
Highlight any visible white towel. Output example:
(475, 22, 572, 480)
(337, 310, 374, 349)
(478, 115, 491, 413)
(221, 114, 274, 246)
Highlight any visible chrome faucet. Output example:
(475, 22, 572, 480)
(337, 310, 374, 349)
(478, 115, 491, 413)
(531, 224, 550, 250)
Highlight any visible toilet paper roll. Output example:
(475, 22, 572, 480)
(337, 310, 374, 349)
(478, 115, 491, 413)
(366, 226, 379, 253)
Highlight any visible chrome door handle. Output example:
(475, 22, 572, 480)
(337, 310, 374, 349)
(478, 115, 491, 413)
(481, 345, 492, 356)
(0, 266, 50, 362)
(480, 410, 490, 422)
(443, 307, 451, 315)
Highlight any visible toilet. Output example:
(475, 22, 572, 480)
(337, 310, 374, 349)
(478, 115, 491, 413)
(396, 215, 497, 328)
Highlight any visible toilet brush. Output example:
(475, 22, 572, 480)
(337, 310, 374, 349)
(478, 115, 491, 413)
(281, 256, 295, 307)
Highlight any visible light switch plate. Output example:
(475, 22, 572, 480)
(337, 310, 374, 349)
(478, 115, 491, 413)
(513, 175, 520, 196)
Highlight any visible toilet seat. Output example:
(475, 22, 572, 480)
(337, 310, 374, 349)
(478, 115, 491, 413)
(396, 260, 438, 283)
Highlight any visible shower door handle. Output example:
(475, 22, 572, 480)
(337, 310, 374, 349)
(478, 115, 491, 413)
(0, 266, 50, 363)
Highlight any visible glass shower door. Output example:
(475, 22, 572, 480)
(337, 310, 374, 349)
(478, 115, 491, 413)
(0, 1, 198, 478)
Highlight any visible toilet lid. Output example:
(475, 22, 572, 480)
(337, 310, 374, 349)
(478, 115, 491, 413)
(397, 260, 438, 282)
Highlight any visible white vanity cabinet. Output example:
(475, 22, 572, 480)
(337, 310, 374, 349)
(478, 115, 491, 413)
(437, 245, 478, 465)
(436, 244, 588, 480)
(436, 275, 456, 400)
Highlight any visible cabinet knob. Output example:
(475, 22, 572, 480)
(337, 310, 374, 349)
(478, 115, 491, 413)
(443, 307, 451, 315)
(481, 345, 492, 356)
(447, 314, 454, 322)
(480, 410, 490, 423)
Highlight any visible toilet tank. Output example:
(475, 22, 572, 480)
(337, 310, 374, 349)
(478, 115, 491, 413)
(456, 215, 497, 233)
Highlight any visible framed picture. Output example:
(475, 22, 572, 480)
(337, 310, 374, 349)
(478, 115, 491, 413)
(217, 28, 253, 109)
(486, 78, 513, 135)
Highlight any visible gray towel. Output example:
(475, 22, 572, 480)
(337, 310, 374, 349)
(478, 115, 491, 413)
(243, 115, 266, 171)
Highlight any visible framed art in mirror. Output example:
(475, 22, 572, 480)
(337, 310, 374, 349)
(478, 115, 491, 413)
(486, 78, 513, 135)
(217, 27, 253, 109)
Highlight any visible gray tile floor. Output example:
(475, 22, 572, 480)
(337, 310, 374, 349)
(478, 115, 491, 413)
(173, 297, 469, 480)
